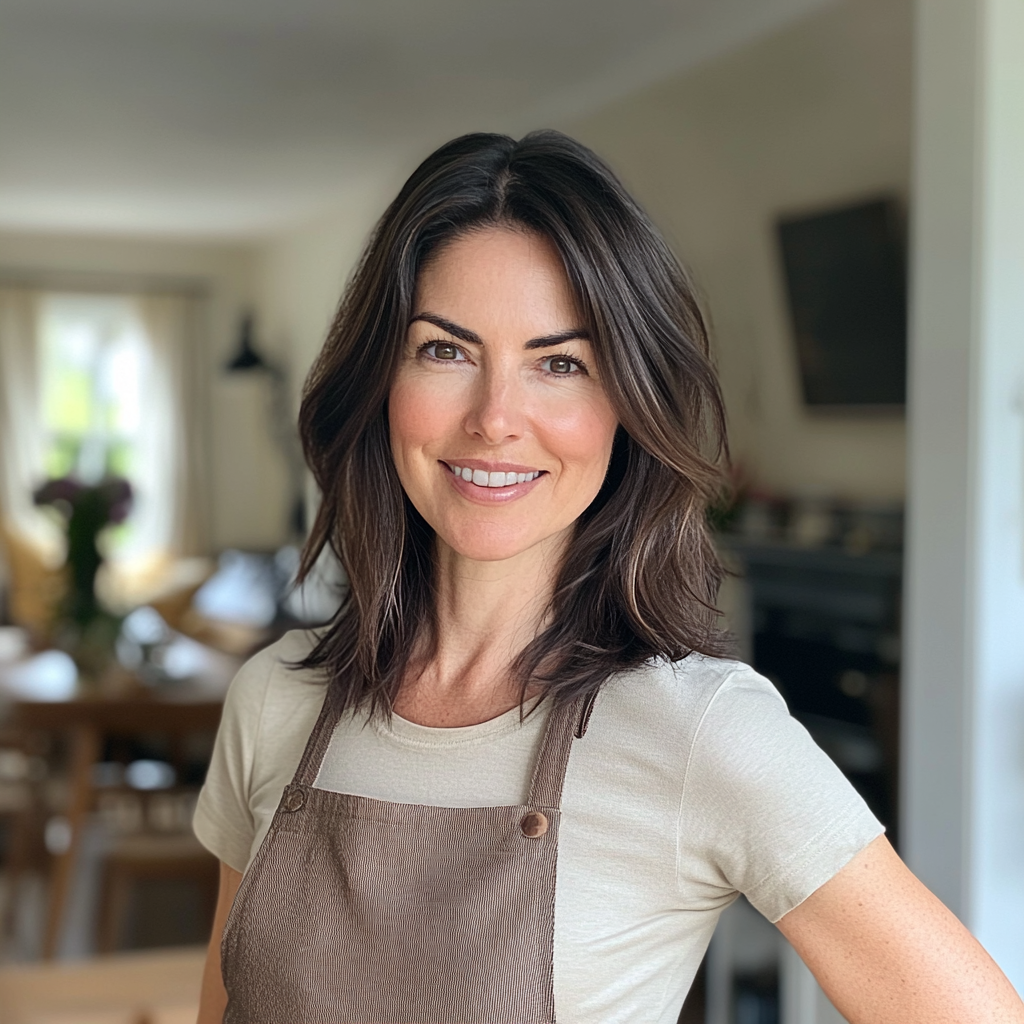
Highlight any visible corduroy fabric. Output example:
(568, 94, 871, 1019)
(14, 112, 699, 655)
(220, 691, 587, 1024)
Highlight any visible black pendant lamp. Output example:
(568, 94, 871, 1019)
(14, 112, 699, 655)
(225, 313, 269, 373)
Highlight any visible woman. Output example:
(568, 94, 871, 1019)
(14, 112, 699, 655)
(195, 131, 1024, 1023)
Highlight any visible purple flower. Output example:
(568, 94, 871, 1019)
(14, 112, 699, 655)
(33, 477, 84, 508)
(33, 475, 134, 525)
(99, 477, 134, 524)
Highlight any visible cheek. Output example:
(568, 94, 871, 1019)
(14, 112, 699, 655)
(388, 374, 457, 469)
(532, 391, 618, 481)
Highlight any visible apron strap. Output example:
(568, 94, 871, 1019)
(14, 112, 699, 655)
(527, 691, 597, 810)
(292, 684, 344, 788)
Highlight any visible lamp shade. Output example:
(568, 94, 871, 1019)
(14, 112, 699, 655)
(225, 313, 268, 372)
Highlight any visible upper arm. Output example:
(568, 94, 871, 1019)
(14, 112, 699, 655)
(193, 651, 274, 871)
(680, 670, 883, 920)
(777, 835, 1024, 1024)
(193, 632, 326, 873)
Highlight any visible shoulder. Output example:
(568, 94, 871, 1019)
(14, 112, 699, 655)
(669, 656, 792, 760)
(631, 654, 825, 790)
(227, 628, 322, 694)
(585, 654, 844, 819)
(665, 653, 783, 712)
(195, 630, 329, 871)
(593, 653, 783, 744)
(572, 655, 778, 802)
(224, 628, 323, 705)
(219, 629, 328, 755)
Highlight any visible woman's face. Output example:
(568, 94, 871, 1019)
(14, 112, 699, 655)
(389, 226, 619, 564)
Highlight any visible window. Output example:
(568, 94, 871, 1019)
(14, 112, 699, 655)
(38, 294, 150, 552)
(1, 285, 199, 563)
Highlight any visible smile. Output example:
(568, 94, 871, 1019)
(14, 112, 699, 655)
(442, 462, 543, 488)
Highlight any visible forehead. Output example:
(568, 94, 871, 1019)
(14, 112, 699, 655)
(413, 227, 580, 331)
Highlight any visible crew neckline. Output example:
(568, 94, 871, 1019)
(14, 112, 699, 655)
(374, 696, 548, 749)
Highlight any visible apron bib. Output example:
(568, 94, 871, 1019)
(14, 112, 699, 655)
(220, 688, 593, 1024)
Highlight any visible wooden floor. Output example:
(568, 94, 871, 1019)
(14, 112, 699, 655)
(0, 946, 204, 1024)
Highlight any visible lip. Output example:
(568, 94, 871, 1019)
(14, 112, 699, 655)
(439, 459, 546, 504)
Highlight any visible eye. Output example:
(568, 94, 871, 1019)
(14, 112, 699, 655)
(419, 341, 466, 362)
(541, 354, 586, 376)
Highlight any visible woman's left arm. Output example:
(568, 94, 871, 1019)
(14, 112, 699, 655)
(776, 834, 1024, 1023)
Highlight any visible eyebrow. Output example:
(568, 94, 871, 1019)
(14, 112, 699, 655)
(410, 312, 590, 350)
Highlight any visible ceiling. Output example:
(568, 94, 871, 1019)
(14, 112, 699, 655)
(0, 0, 832, 238)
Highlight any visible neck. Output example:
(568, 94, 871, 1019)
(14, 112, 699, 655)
(394, 530, 569, 727)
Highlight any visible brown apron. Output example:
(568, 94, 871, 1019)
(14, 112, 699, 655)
(220, 689, 594, 1024)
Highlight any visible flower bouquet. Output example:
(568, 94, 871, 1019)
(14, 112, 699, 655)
(33, 475, 133, 690)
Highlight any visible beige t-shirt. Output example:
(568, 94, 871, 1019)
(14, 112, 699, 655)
(194, 630, 882, 1024)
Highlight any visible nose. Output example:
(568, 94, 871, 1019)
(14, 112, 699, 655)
(463, 361, 526, 445)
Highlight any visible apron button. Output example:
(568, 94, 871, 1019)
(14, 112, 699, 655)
(283, 789, 306, 812)
(521, 811, 549, 838)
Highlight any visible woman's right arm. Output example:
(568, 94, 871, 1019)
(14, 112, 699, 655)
(197, 861, 243, 1024)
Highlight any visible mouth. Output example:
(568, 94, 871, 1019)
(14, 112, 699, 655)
(441, 461, 545, 489)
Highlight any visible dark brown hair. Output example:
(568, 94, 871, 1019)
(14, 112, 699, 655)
(297, 130, 730, 713)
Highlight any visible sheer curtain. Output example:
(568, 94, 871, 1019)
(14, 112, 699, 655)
(0, 284, 210, 625)
(0, 286, 208, 576)
(0, 288, 50, 545)
(129, 292, 208, 558)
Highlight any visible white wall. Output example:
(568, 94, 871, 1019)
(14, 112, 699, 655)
(248, 0, 914, 507)
(1, 0, 915, 559)
(253, 180, 397, 396)
(904, 0, 1024, 987)
(562, 0, 912, 500)
(0, 230, 290, 551)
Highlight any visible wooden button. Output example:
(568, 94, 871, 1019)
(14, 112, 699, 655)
(521, 812, 549, 838)
(283, 789, 306, 812)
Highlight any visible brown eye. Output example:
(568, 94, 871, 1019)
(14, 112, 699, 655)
(422, 341, 464, 361)
(543, 355, 581, 375)
(434, 343, 459, 360)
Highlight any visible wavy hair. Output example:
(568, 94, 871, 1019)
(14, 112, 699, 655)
(297, 130, 731, 712)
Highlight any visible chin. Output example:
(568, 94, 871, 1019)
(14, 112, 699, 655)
(439, 523, 555, 564)
(446, 540, 538, 563)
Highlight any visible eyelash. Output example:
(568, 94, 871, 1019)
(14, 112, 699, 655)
(416, 340, 589, 376)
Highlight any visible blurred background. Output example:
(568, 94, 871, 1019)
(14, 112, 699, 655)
(0, 1, 1021, 1022)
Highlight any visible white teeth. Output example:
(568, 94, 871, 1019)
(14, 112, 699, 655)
(449, 463, 540, 487)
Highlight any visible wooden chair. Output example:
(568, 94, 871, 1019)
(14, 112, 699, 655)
(0, 725, 51, 950)
(0, 522, 65, 640)
(8, 701, 223, 960)
(96, 832, 218, 954)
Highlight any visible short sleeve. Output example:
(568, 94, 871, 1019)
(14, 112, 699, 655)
(679, 669, 884, 922)
(192, 646, 276, 872)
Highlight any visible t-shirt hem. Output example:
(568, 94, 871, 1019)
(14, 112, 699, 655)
(746, 815, 885, 924)
(193, 801, 251, 874)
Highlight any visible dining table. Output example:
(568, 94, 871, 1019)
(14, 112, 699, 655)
(0, 628, 239, 959)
